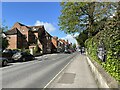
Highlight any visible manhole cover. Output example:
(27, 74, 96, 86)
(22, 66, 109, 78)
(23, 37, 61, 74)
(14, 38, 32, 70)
(58, 73, 76, 84)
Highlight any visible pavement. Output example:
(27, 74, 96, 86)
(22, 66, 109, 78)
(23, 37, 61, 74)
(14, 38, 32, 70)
(47, 53, 98, 88)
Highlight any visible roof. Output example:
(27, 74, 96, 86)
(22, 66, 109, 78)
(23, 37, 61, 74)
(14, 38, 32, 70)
(28, 26, 44, 31)
(52, 36, 58, 39)
(59, 39, 68, 45)
(16, 22, 26, 26)
(45, 31, 52, 37)
(5, 28, 22, 35)
(30, 25, 52, 37)
(29, 26, 52, 37)
(18, 22, 30, 29)
(10, 22, 52, 37)
(13, 22, 46, 32)
(12, 22, 30, 30)
(28, 26, 44, 28)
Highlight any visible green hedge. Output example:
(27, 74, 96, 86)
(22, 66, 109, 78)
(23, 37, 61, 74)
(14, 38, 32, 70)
(13, 48, 30, 54)
(85, 19, 120, 83)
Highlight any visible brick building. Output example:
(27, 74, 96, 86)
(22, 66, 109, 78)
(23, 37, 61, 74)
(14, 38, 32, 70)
(51, 36, 58, 53)
(57, 39, 65, 52)
(6, 22, 52, 54)
(6, 28, 27, 49)
(58, 39, 69, 52)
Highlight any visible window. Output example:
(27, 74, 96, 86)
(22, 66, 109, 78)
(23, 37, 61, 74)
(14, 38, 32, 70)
(23, 34, 27, 39)
(18, 33, 21, 37)
(46, 36, 49, 40)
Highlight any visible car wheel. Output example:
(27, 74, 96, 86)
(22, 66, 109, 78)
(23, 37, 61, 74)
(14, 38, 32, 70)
(33, 57, 35, 60)
(22, 58, 26, 62)
(2, 60, 8, 67)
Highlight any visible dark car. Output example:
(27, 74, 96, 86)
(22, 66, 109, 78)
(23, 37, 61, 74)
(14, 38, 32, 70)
(0, 57, 8, 67)
(2, 50, 14, 61)
(12, 52, 35, 62)
(2, 49, 19, 62)
(64, 49, 71, 54)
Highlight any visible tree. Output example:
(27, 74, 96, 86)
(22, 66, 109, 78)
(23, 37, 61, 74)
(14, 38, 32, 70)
(116, 1, 120, 28)
(72, 43, 76, 49)
(76, 29, 88, 47)
(58, 2, 118, 45)
(0, 26, 9, 50)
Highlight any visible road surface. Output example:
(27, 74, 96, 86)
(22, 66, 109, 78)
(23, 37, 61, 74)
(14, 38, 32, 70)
(1, 53, 77, 88)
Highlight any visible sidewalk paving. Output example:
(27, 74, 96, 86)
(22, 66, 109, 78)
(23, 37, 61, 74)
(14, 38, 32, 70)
(48, 54, 98, 88)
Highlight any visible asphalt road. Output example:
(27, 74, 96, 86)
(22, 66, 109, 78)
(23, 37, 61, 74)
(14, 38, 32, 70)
(1, 53, 77, 88)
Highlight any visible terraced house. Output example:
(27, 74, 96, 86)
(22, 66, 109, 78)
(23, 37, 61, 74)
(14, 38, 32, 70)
(6, 22, 52, 54)
(51, 36, 58, 53)
(51, 37, 70, 53)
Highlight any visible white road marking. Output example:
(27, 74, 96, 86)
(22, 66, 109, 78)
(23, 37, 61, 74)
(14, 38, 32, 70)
(43, 55, 75, 89)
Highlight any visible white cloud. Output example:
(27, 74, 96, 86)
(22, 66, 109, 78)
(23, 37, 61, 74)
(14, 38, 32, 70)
(35, 20, 56, 33)
(61, 34, 78, 45)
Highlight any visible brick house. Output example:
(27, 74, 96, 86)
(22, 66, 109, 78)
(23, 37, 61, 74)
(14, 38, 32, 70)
(5, 28, 27, 49)
(27, 23, 52, 54)
(51, 37, 70, 53)
(57, 39, 65, 52)
(6, 22, 52, 54)
(51, 36, 58, 53)
(57, 39, 69, 52)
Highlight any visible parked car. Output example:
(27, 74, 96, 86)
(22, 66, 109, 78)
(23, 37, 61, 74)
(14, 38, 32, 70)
(0, 57, 8, 67)
(2, 49, 20, 62)
(12, 49, 20, 54)
(12, 52, 35, 62)
(2, 50, 14, 61)
(64, 49, 71, 54)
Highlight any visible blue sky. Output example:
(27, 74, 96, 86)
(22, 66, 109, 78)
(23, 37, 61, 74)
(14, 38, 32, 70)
(2, 2, 77, 44)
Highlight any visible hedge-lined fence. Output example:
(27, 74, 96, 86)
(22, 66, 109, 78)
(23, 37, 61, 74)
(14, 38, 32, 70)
(85, 18, 120, 83)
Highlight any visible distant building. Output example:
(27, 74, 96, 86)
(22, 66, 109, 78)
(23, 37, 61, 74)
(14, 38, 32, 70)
(51, 36, 58, 53)
(58, 39, 69, 52)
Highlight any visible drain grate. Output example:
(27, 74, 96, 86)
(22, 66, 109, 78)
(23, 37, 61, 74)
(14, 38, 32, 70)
(58, 73, 76, 84)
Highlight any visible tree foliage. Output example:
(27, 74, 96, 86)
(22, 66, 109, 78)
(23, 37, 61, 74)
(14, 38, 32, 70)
(76, 29, 88, 47)
(59, 2, 118, 42)
(72, 43, 76, 49)
(0, 26, 9, 50)
(76, 16, 108, 47)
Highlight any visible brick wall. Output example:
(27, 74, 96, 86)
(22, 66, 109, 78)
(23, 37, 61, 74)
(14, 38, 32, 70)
(52, 37, 58, 48)
(7, 35, 17, 49)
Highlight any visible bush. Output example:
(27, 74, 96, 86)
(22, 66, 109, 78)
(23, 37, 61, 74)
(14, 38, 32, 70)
(24, 49, 30, 54)
(12, 48, 21, 51)
(14, 48, 30, 54)
(85, 17, 120, 83)
(33, 45, 41, 54)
